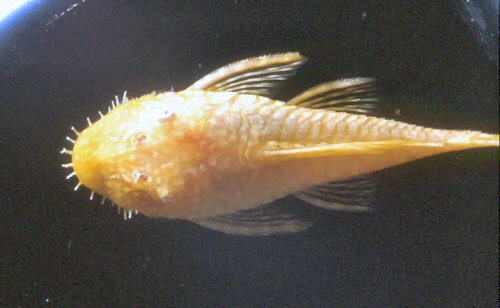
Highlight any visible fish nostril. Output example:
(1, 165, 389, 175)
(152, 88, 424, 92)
(132, 170, 149, 183)
(159, 109, 175, 123)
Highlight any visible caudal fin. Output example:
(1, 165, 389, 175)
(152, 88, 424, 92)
(444, 130, 499, 148)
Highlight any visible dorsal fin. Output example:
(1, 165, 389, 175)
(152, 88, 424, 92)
(286, 77, 377, 114)
(187, 52, 307, 96)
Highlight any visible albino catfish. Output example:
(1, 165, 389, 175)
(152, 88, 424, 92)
(61, 53, 499, 235)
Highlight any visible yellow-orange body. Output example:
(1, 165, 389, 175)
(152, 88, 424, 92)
(72, 90, 497, 219)
(63, 53, 498, 235)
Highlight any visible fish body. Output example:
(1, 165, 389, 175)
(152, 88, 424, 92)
(62, 53, 499, 235)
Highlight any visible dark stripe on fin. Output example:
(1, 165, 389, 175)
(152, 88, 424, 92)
(190, 205, 313, 236)
(294, 175, 376, 212)
(187, 52, 307, 97)
(286, 78, 377, 114)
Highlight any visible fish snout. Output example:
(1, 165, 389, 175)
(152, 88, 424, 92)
(71, 135, 106, 193)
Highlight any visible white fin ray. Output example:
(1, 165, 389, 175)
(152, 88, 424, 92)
(190, 205, 312, 236)
(286, 77, 377, 114)
(257, 140, 445, 160)
(294, 175, 376, 212)
(187, 52, 307, 96)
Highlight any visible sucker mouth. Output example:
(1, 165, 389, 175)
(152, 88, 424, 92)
(60, 92, 139, 220)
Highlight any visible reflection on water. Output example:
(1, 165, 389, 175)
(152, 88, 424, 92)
(0, 0, 32, 22)
(456, 0, 498, 63)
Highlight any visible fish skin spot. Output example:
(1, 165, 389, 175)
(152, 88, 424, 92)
(271, 107, 289, 120)
(309, 122, 321, 138)
(161, 162, 175, 169)
(156, 186, 176, 206)
(258, 104, 275, 117)
(209, 117, 218, 127)
(311, 112, 323, 122)
(348, 123, 358, 136)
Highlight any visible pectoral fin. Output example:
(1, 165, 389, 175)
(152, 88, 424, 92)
(294, 175, 376, 212)
(187, 52, 306, 96)
(190, 205, 312, 236)
(257, 140, 444, 160)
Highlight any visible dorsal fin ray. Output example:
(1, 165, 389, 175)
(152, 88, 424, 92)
(187, 52, 307, 97)
(286, 77, 377, 114)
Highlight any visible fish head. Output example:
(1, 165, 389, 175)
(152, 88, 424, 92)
(69, 94, 182, 211)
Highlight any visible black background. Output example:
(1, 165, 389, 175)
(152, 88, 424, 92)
(0, 1, 498, 306)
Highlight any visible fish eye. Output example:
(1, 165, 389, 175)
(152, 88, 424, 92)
(131, 133, 147, 145)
